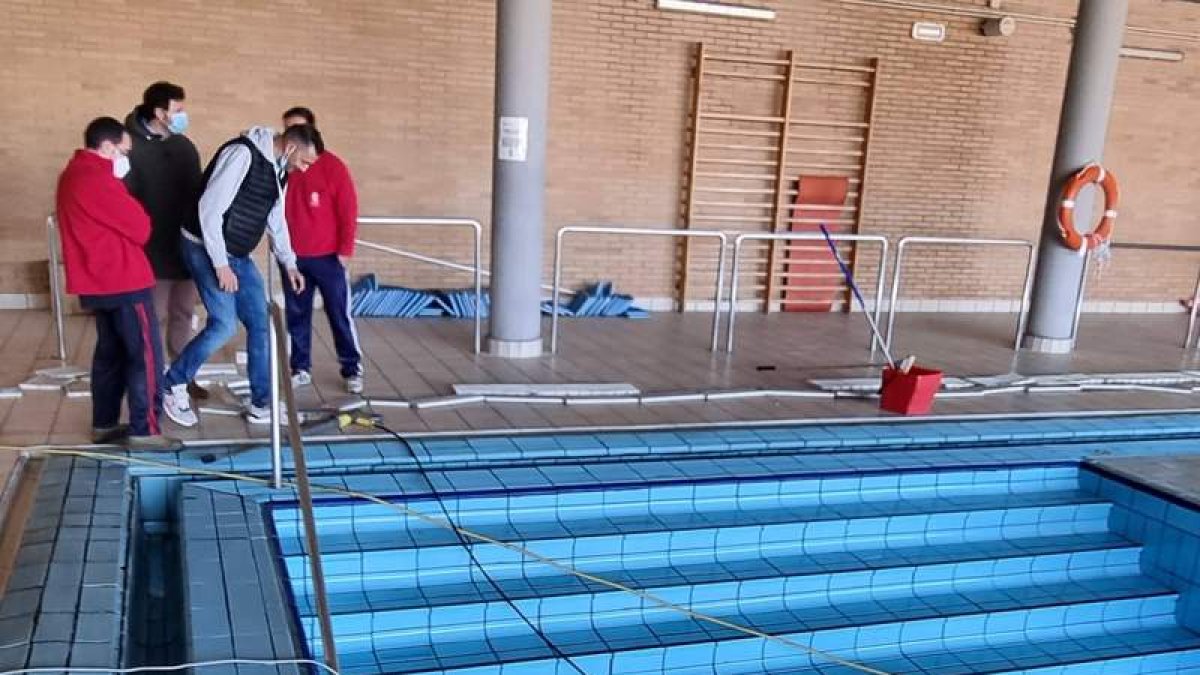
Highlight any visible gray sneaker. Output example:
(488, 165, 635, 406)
(163, 383, 198, 428)
(291, 371, 312, 388)
(245, 403, 294, 425)
(345, 375, 364, 395)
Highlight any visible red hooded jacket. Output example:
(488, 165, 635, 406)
(56, 150, 155, 296)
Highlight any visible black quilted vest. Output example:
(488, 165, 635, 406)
(184, 136, 280, 257)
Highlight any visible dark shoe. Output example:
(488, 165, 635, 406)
(91, 424, 129, 444)
(123, 435, 184, 452)
(187, 381, 210, 401)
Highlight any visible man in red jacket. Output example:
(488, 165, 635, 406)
(55, 117, 180, 450)
(280, 107, 364, 394)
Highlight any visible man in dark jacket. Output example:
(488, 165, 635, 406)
(56, 117, 180, 451)
(124, 81, 208, 399)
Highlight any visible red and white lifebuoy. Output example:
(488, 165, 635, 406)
(1058, 163, 1119, 252)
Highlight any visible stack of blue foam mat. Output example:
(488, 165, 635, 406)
(441, 289, 490, 318)
(541, 281, 649, 318)
(351, 275, 489, 318)
(352, 276, 645, 319)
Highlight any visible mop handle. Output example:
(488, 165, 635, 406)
(819, 224, 896, 368)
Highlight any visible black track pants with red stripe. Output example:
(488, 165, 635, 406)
(81, 288, 164, 437)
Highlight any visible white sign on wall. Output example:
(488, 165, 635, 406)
(911, 21, 947, 43)
(498, 116, 529, 162)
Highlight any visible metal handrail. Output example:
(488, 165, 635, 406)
(356, 217, 483, 354)
(551, 226, 729, 354)
(353, 239, 575, 295)
(725, 232, 889, 355)
(46, 216, 67, 362)
(886, 236, 1036, 352)
(1085, 242, 1200, 349)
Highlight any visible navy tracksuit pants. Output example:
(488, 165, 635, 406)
(281, 254, 362, 378)
(81, 289, 164, 436)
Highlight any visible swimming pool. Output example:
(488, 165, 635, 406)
(176, 413, 1200, 674)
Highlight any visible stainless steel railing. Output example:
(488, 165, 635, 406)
(1085, 242, 1200, 349)
(885, 236, 1037, 352)
(550, 226, 729, 354)
(46, 216, 67, 362)
(725, 232, 889, 355)
(356, 216, 484, 354)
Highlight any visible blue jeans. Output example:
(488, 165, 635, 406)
(164, 238, 270, 407)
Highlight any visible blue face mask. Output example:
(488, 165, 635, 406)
(168, 111, 189, 134)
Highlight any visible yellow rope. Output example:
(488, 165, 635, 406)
(5, 444, 889, 675)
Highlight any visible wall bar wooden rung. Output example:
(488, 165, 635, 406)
(700, 112, 787, 124)
(792, 77, 872, 88)
(785, 162, 864, 171)
(706, 70, 787, 82)
(789, 133, 866, 143)
(694, 186, 777, 195)
(785, 148, 865, 157)
(785, 183, 861, 193)
(699, 143, 779, 152)
(694, 200, 776, 209)
(700, 127, 781, 138)
(794, 60, 877, 73)
(691, 215, 774, 223)
(787, 204, 857, 212)
(699, 157, 779, 167)
(696, 171, 778, 180)
(703, 54, 790, 67)
(789, 118, 871, 129)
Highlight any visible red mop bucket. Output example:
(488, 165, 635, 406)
(880, 366, 943, 416)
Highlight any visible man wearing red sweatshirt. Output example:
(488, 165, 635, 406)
(280, 107, 363, 394)
(55, 117, 180, 450)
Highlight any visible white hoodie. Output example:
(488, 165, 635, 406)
(193, 126, 297, 269)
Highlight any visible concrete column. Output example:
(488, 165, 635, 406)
(487, 0, 551, 358)
(1025, 0, 1127, 354)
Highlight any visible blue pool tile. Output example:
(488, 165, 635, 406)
(799, 426, 849, 448)
(466, 436, 519, 451)
(597, 433, 648, 453)
(751, 428, 805, 449)
(328, 442, 384, 465)
(674, 431, 730, 453)
(556, 434, 607, 452)
(442, 470, 505, 492)
(709, 430, 765, 451)
(581, 463, 644, 484)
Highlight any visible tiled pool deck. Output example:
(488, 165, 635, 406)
(6, 310, 1200, 448)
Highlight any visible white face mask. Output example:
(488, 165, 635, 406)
(112, 154, 131, 179)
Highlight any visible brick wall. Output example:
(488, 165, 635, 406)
(1, 0, 1198, 309)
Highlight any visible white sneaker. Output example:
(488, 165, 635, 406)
(162, 384, 198, 428)
(245, 403, 293, 425)
(291, 370, 312, 388)
(246, 403, 275, 425)
(345, 375, 364, 395)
